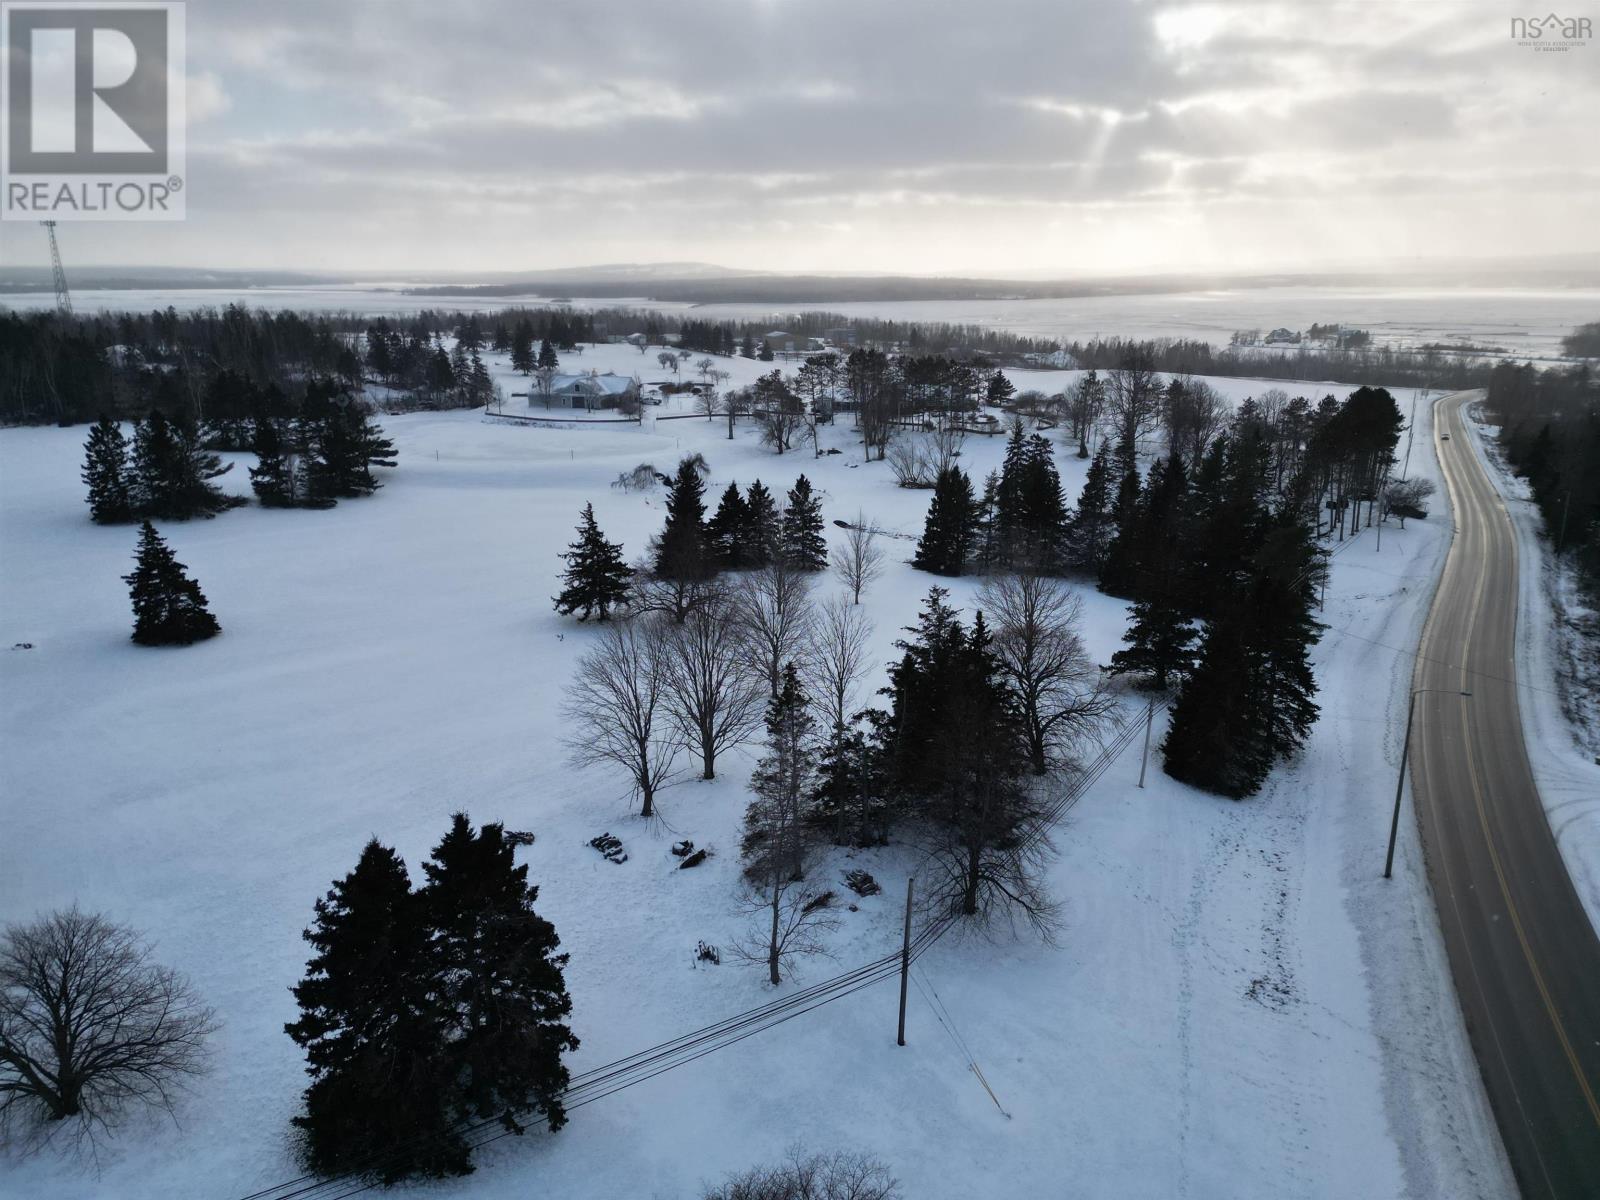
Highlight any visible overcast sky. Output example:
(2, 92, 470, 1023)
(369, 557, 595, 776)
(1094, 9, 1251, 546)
(2, 0, 1596, 277)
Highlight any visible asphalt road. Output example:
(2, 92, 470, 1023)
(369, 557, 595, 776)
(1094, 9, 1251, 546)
(1408, 390, 1600, 1198)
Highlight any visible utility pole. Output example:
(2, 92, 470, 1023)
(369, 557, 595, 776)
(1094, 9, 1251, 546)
(1558, 491, 1571, 555)
(896, 877, 914, 1046)
(1385, 688, 1471, 878)
(1137, 696, 1155, 788)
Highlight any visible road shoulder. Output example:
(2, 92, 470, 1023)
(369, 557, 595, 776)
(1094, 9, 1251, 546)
(1462, 400, 1600, 934)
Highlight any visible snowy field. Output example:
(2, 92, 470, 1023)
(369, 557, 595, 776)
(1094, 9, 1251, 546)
(2, 283, 1596, 358)
(0, 353, 1515, 1198)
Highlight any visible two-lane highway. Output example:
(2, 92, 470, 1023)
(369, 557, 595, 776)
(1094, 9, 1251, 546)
(1409, 391, 1600, 1198)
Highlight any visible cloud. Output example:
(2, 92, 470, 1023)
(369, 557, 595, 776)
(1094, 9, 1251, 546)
(2, 0, 1593, 274)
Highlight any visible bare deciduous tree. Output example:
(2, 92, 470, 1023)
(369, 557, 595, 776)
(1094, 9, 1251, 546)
(563, 619, 681, 817)
(734, 562, 816, 697)
(0, 908, 217, 1149)
(978, 572, 1116, 775)
(830, 514, 884, 605)
(1106, 349, 1160, 458)
(803, 593, 873, 736)
(885, 425, 965, 488)
(1161, 376, 1229, 467)
(702, 1146, 900, 1200)
(662, 601, 766, 780)
(1385, 475, 1436, 528)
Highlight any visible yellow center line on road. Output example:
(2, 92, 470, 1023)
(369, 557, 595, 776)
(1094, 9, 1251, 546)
(1445, 396, 1600, 1132)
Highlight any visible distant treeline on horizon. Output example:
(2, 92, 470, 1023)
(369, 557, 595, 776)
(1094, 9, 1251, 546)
(1, 300, 1591, 428)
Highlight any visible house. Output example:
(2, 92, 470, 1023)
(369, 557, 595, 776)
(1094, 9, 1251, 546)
(1023, 348, 1078, 369)
(764, 330, 800, 355)
(534, 372, 640, 410)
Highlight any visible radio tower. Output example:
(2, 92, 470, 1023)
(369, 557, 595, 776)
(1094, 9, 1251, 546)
(41, 220, 73, 316)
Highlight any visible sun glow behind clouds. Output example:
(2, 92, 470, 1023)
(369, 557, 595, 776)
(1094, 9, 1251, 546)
(0, 0, 1591, 274)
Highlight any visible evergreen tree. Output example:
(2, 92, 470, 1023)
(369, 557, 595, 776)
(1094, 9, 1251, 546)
(131, 409, 234, 519)
(986, 372, 1016, 407)
(511, 321, 535, 374)
(780, 475, 827, 570)
(1160, 612, 1269, 798)
(123, 521, 221, 646)
(707, 482, 751, 569)
(971, 470, 1003, 574)
(654, 457, 712, 580)
(1100, 456, 1188, 601)
(912, 466, 977, 576)
(740, 480, 780, 568)
(536, 338, 560, 371)
(1065, 441, 1115, 573)
(419, 815, 579, 1134)
(1249, 512, 1324, 763)
(285, 841, 463, 1181)
(553, 503, 632, 621)
(1162, 510, 1322, 798)
(993, 425, 1031, 562)
(1108, 593, 1197, 690)
(742, 664, 823, 984)
(302, 384, 397, 499)
(1016, 434, 1069, 570)
(249, 415, 295, 507)
(469, 349, 494, 407)
(811, 724, 890, 847)
(81, 416, 133, 523)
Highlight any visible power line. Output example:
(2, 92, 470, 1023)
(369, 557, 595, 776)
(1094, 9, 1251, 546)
(240, 506, 1371, 1200)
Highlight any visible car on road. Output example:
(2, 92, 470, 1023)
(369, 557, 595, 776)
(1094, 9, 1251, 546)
(1441, 433, 1451, 440)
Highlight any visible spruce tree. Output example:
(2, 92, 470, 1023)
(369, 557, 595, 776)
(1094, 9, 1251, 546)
(811, 724, 889, 847)
(707, 482, 751, 569)
(285, 841, 463, 1181)
(249, 415, 294, 507)
(654, 457, 712, 580)
(971, 470, 1003, 574)
(1018, 434, 1069, 570)
(993, 425, 1030, 564)
(554, 503, 632, 620)
(132, 409, 234, 519)
(419, 815, 579, 1133)
(912, 466, 976, 576)
(511, 321, 535, 374)
(1161, 611, 1269, 799)
(537, 338, 560, 371)
(1065, 441, 1115, 573)
(123, 521, 221, 646)
(781, 474, 827, 571)
(81, 416, 133, 523)
(740, 480, 780, 568)
(1250, 512, 1324, 762)
(302, 384, 397, 499)
(1108, 593, 1197, 690)
(469, 349, 494, 407)
(986, 372, 1016, 407)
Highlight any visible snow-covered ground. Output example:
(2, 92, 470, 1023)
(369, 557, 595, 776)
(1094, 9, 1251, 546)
(0, 358, 1512, 1198)
(1462, 406, 1600, 932)
(2, 283, 1595, 358)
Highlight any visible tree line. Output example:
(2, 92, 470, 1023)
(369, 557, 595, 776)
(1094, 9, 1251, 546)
(908, 386, 1411, 797)
(1485, 361, 1598, 587)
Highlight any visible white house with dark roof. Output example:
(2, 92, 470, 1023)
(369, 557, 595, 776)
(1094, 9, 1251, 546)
(533, 371, 641, 410)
